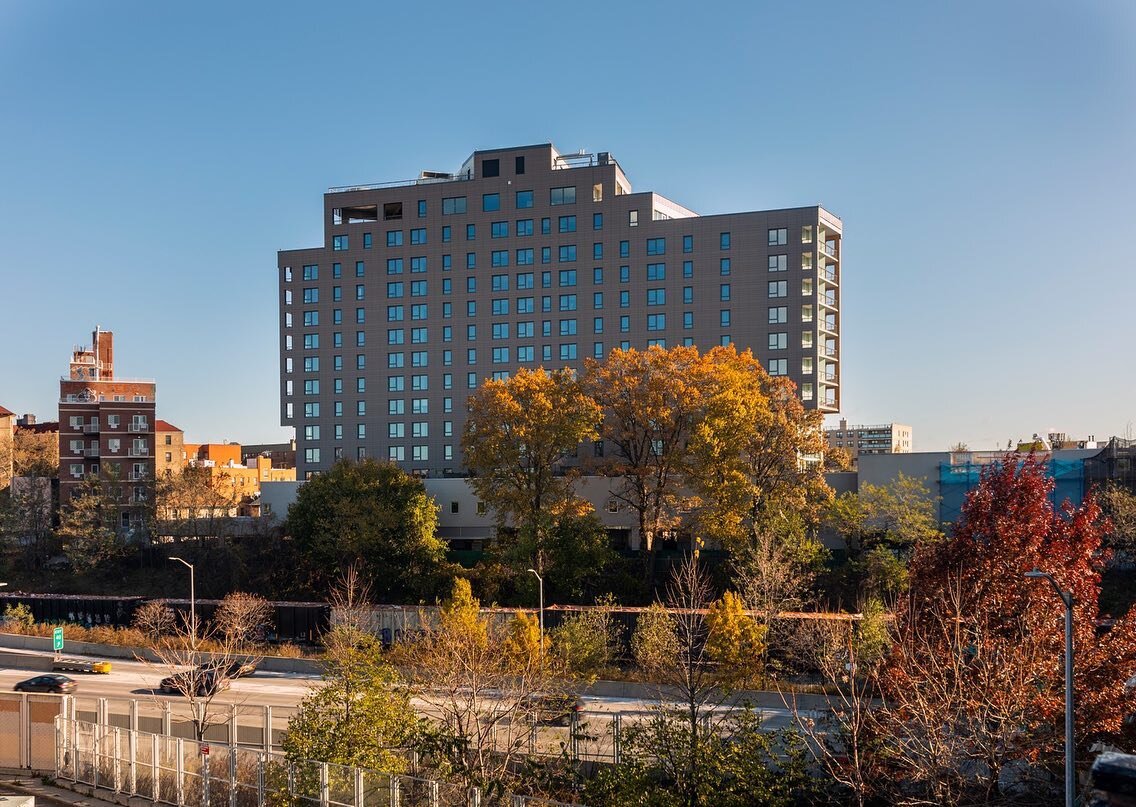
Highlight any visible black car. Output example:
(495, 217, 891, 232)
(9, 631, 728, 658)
(14, 674, 77, 694)
(159, 668, 230, 697)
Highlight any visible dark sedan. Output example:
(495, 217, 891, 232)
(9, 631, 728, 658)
(14, 674, 77, 694)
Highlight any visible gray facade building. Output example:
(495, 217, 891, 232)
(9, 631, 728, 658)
(279, 144, 842, 479)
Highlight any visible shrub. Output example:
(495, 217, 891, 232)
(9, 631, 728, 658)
(2, 603, 35, 632)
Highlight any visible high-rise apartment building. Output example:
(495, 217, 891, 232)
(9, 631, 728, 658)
(58, 328, 156, 529)
(279, 144, 842, 479)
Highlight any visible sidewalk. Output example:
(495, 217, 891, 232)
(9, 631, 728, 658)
(0, 774, 120, 807)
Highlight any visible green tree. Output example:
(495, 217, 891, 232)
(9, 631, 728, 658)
(283, 625, 417, 772)
(550, 596, 623, 681)
(462, 367, 601, 575)
(58, 471, 131, 571)
(286, 459, 444, 600)
(586, 707, 817, 807)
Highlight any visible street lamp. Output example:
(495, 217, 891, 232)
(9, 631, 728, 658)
(169, 556, 197, 648)
(526, 568, 544, 656)
(1025, 569, 1074, 807)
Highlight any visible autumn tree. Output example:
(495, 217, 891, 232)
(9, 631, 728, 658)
(462, 367, 601, 575)
(213, 591, 273, 647)
(584, 345, 702, 569)
(395, 577, 575, 794)
(131, 600, 175, 640)
(703, 589, 765, 689)
(879, 455, 1136, 803)
(0, 477, 55, 567)
(687, 345, 831, 555)
(13, 428, 58, 479)
(155, 466, 241, 540)
(286, 458, 445, 600)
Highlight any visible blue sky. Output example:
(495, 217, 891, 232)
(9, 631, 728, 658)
(1, 1, 1132, 450)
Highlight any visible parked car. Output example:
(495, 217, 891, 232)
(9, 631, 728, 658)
(52, 658, 112, 674)
(159, 669, 230, 697)
(521, 693, 583, 727)
(14, 674, 77, 694)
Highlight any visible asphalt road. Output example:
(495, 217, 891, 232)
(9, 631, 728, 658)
(0, 648, 802, 733)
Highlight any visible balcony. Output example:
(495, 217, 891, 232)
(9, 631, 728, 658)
(820, 319, 838, 334)
(128, 449, 150, 458)
(81, 423, 100, 434)
(128, 423, 150, 434)
(824, 345, 838, 357)
(822, 242, 839, 259)
(821, 267, 838, 283)
(824, 370, 838, 382)
(128, 473, 147, 482)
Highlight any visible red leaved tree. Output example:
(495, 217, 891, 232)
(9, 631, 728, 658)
(878, 454, 1136, 805)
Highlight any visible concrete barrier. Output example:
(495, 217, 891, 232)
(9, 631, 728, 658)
(0, 651, 52, 671)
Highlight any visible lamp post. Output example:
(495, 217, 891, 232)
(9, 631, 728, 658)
(1025, 569, 1074, 807)
(527, 568, 544, 656)
(169, 556, 196, 649)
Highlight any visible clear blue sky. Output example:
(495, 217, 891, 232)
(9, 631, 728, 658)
(1, 1, 1133, 451)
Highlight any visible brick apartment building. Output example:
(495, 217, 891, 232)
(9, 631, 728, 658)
(279, 143, 842, 479)
(58, 328, 155, 532)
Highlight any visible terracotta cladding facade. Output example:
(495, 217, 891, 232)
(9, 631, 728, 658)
(278, 144, 842, 479)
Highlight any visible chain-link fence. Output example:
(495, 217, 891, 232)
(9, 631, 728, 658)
(57, 716, 588, 807)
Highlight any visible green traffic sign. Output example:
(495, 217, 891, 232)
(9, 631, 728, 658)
(53, 627, 63, 652)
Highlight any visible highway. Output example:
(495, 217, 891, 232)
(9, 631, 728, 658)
(0, 647, 806, 753)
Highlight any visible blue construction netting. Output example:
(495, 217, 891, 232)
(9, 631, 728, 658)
(938, 457, 1086, 528)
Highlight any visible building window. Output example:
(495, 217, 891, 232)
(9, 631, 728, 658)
(386, 231, 403, 247)
(769, 254, 788, 272)
(333, 235, 348, 251)
(646, 237, 665, 256)
(482, 158, 500, 178)
(559, 245, 576, 262)
(720, 232, 731, 250)
(410, 228, 426, 245)
(387, 258, 403, 275)
(683, 311, 693, 329)
(647, 313, 666, 331)
(720, 310, 731, 327)
(629, 210, 638, 227)
(442, 196, 467, 215)
(516, 190, 533, 209)
(558, 215, 576, 233)
(769, 332, 788, 350)
(302, 265, 318, 281)
(647, 288, 666, 306)
(442, 226, 451, 243)
(491, 221, 508, 238)
(558, 269, 577, 287)
(720, 284, 731, 301)
(492, 250, 509, 267)
(646, 263, 665, 281)
(466, 223, 476, 240)
(363, 233, 372, 249)
(768, 280, 787, 298)
(720, 258, 731, 276)
(768, 228, 787, 246)
(550, 186, 576, 205)
(769, 306, 787, 324)
(768, 359, 788, 376)
(683, 235, 693, 253)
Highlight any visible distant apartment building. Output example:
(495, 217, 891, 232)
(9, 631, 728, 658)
(279, 142, 843, 479)
(826, 418, 912, 466)
(241, 439, 296, 469)
(155, 420, 186, 478)
(57, 328, 156, 531)
(0, 405, 14, 490)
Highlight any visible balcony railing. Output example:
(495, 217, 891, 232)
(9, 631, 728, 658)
(127, 449, 150, 458)
(128, 423, 150, 433)
(81, 423, 100, 434)
(823, 242, 839, 259)
(821, 268, 838, 282)
(128, 473, 147, 482)
(824, 346, 838, 357)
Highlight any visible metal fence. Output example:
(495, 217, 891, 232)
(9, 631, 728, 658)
(55, 716, 586, 807)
